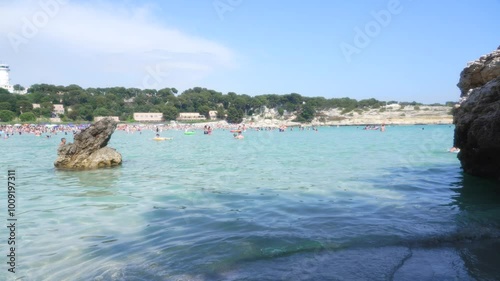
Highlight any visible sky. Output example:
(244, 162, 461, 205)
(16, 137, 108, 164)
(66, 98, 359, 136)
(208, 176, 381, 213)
(0, 0, 499, 103)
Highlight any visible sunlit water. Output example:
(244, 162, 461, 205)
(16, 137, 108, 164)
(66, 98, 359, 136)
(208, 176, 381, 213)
(1, 125, 500, 281)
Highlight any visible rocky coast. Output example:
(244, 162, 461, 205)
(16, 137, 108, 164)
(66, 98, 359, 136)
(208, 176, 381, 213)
(453, 46, 500, 179)
(243, 104, 453, 127)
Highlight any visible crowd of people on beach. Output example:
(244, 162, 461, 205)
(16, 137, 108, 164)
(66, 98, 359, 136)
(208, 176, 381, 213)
(0, 124, 87, 139)
(0, 122, 327, 141)
(0, 121, 387, 141)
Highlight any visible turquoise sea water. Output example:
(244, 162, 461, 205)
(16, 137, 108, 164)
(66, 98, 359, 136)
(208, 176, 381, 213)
(1, 125, 500, 281)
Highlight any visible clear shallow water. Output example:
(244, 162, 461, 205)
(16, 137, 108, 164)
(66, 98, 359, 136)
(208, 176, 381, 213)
(2, 125, 500, 281)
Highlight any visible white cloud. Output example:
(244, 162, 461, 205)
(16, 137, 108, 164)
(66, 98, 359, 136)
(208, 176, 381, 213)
(0, 0, 237, 89)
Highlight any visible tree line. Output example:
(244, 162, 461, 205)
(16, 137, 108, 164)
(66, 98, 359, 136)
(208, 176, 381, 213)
(0, 84, 456, 123)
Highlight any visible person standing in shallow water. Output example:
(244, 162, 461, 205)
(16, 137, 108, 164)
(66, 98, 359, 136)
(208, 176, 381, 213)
(60, 138, 66, 146)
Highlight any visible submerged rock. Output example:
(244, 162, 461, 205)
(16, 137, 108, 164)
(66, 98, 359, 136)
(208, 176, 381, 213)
(454, 47, 500, 180)
(54, 118, 122, 169)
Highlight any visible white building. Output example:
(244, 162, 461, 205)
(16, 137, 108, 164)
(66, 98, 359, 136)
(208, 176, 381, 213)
(94, 116, 120, 122)
(177, 112, 206, 121)
(53, 104, 65, 115)
(0, 64, 13, 93)
(209, 110, 218, 120)
(133, 112, 163, 122)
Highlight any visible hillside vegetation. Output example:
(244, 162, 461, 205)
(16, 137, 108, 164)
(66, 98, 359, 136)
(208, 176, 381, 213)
(0, 84, 455, 123)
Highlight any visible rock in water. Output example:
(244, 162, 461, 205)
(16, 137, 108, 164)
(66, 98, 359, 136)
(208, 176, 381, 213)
(454, 47, 500, 180)
(457, 47, 500, 97)
(54, 118, 122, 169)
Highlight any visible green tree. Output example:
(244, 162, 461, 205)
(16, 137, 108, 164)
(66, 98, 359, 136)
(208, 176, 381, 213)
(94, 96, 108, 108)
(226, 107, 243, 124)
(79, 105, 94, 121)
(295, 104, 315, 122)
(65, 84, 83, 92)
(19, 112, 36, 122)
(16, 100, 33, 114)
(251, 95, 267, 114)
(13, 84, 25, 91)
(40, 96, 53, 103)
(358, 98, 382, 108)
(158, 88, 174, 98)
(0, 88, 10, 95)
(66, 107, 79, 120)
(284, 102, 296, 113)
(27, 83, 62, 94)
(32, 107, 52, 118)
(40, 102, 54, 111)
(283, 93, 303, 107)
(142, 89, 157, 96)
(93, 107, 111, 117)
(198, 105, 211, 119)
(162, 106, 179, 121)
(306, 97, 327, 108)
(216, 106, 225, 119)
(0, 110, 16, 122)
(0, 102, 12, 111)
(278, 108, 284, 116)
(0, 91, 16, 111)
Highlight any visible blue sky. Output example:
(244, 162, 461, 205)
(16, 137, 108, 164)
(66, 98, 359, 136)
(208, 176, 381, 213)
(0, 0, 499, 103)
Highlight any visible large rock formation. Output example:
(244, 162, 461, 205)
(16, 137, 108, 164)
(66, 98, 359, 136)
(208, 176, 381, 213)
(454, 47, 500, 179)
(54, 118, 122, 169)
(457, 47, 500, 97)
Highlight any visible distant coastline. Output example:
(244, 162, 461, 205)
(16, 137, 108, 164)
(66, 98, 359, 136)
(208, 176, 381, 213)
(244, 104, 453, 127)
(0, 84, 454, 125)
